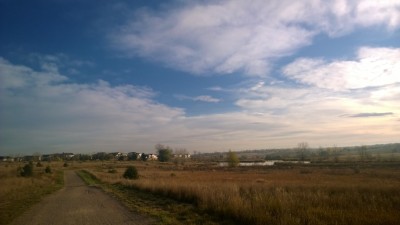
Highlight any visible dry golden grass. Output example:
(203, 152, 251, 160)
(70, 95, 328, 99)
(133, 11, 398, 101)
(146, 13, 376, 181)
(86, 161, 400, 225)
(0, 162, 64, 225)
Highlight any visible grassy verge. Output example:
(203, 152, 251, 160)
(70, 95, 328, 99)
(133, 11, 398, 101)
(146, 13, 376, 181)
(76, 169, 100, 186)
(0, 166, 64, 225)
(77, 170, 237, 225)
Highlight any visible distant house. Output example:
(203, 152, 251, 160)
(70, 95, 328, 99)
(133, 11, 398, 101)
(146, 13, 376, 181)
(110, 152, 128, 160)
(62, 153, 74, 159)
(147, 154, 158, 160)
(128, 152, 140, 160)
(0, 156, 14, 162)
(174, 154, 191, 159)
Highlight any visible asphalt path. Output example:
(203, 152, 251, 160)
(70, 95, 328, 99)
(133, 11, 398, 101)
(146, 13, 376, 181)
(10, 170, 154, 225)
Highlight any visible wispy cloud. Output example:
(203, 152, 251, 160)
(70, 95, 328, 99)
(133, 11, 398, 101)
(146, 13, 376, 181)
(341, 112, 394, 118)
(111, 0, 400, 76)
(175, 94, 221, 103)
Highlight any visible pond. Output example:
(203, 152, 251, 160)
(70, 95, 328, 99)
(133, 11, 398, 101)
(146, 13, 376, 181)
(218, 160, 311, 167)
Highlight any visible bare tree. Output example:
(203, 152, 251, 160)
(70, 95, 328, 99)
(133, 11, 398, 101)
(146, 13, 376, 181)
(297, 142, 309, 161)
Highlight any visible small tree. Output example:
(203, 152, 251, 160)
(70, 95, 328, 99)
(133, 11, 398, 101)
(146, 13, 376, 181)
(20, 162, 34, 177)
(227, 150, 240, 167)
(156, 144, 173, 162)
(123, 166, 139, 179)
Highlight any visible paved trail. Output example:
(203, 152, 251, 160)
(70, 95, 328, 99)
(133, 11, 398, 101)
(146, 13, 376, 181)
(10, 171, 155, 225)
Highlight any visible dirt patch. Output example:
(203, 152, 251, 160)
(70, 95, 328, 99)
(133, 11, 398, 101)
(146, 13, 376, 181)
(10, 170, 155, 225)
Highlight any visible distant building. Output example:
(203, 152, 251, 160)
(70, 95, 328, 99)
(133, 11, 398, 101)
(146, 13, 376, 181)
(174, 154, 191, 159)
(0, 156, 14, 162)
(147, 154, 158, 160)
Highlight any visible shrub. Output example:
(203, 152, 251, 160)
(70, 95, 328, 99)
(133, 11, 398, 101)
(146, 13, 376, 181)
(45, 166, 52, 173)
(123, 166, 139, 179)
(158, 148, 172, 162)
(36, 162, 43, 167)
(20, 163, 34, 177)
(227, 150, 240, 167)
(63, 162, 69, 167)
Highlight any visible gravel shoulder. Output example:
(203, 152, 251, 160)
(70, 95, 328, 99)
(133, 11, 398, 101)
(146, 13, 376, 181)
(10, 170, 155, 225)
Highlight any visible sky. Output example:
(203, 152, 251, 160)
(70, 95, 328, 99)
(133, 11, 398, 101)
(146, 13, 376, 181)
(1, 0, 399, 155)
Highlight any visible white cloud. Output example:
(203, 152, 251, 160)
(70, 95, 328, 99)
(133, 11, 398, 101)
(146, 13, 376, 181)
(1, 57, 399, 154)
(111, 0, 400, 76)
(175, 94, 221, 103)
(231, 79, 400, 146)
(0, 58, 184, 153)
(283, 47, 400, 90)
(193, 95, 221, 103)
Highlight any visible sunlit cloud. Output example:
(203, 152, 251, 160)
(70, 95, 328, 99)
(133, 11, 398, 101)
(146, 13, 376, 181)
(111, 0, 400, 76)
(283, 47, 400, 90)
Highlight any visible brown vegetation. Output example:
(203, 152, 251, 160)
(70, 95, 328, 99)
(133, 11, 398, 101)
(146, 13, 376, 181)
(0, 162, 64, 225)
(85, 161, 400, 225)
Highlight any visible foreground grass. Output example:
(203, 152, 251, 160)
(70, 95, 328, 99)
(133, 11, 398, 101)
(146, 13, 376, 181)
(77, 169, 235, 225)
(82, 161, 400, 225)
(0, 162, 64, 225)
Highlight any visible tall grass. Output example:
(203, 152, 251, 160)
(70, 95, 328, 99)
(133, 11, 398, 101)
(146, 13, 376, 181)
(0, 162, 64, 225)
(86, 162, 400, 225)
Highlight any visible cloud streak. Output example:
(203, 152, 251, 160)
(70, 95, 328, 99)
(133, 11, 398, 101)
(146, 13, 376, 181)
(175, 94, 221, 103)
(341, 112, 394, 118)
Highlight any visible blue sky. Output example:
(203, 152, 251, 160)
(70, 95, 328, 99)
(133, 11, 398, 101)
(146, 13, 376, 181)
(1, 0, 400, 155)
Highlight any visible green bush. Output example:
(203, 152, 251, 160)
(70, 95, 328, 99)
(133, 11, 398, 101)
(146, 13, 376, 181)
(45, 165, 52, 173)
(20, 163, 34, 177)
(123, 166, 139, 179)
(157, 148, 172, 162)
(227, 150, 240, 167)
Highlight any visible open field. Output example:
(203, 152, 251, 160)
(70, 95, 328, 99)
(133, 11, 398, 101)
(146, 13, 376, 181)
(2, 160, 399, 225)
(0, 162, 64, 225)
(79, 161, 400, 225)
